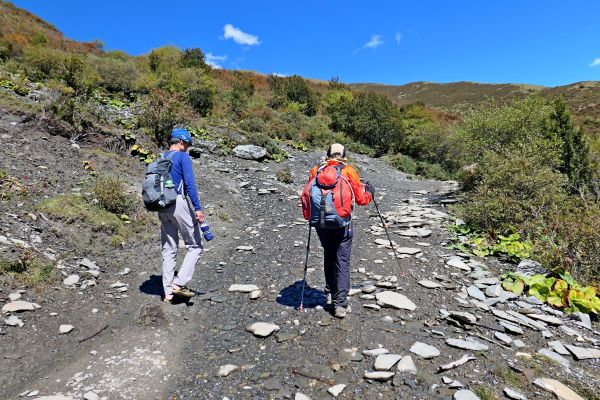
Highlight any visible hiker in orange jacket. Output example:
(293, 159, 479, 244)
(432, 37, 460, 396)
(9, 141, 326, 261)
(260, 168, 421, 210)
(302, 143, 374, 318)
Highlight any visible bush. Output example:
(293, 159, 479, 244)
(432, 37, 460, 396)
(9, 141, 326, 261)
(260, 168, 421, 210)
(0, 248, 54, 285)
(180, 48, 209, 70)
(385, 153, 417, 175)
(533, 200, 600, 285)
(148, 46, 181, 73)
(268, 74, 319, 117)
(93, 175, 133, 215)
(276, 166, 293, 183)
(139, 89, 194, 145)
(228, 73, 255, 120)
(94, 55, 139, 94)
(22, 46, 66, 81)
(455, 150, 567, 234)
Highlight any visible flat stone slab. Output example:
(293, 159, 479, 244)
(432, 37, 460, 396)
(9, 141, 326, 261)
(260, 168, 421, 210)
(503, 387, 527, 400)
(454, 389, 481, 400)
(410, 342, 440, 359)
(418, 280, 442, 289)
(565, 344, 600, 360)
(537, 349, 570, 369)
(374, 354, 402, 371)
(216, 364, 239, 377)
(228, 284, 260, 293)
(528, 313, 563, 325)
(449, 311, 477, 324)
(63, 274, 80, 286)
(236, 245, 254, 251)
(2, 301, 36, 313)
(59, 324, 74, 334)
(438, 354, 476, 371)
(396, 355, 417, 373)
(396, 247, 422, 255)
(446, 338, 489, 351)
(363, 371, 395, 381)
(533, 378, 585, 400)
(245, 322, 280, 338)
(396, 228, 432, 237)
(376, 291, 416, 311)
(362, 348, 389, 356)
(548, 341, 570, 356)
(447, 257, 471, 271)
(467, 286, 486, 301)
(327, 384, 346, 397)
(494, 332, 513, 345)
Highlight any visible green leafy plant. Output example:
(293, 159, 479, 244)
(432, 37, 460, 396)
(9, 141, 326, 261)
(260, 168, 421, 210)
(501, 271, 600, 314)
(130, 144, 156, 164)
(447, 225, 532, 261)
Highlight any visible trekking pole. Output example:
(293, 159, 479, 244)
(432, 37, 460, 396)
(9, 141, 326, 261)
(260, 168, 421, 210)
(299, 225, 312, 312)
(372, 197, 406, 277)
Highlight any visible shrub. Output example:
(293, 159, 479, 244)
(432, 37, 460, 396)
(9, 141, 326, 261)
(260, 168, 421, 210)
(0, 248, 54, 285)
(228, 73, 255, 119)
(148, 46, 181, 73)
(93, 175, 133, 215)
(22, 46, 66, 81)
(532, 200, 600, 285)
(94, 55, 139, 94)
(455, 150, 567, 234)
(268, 74, 319, 117)
(180, 48, 209, 70)
(139, 89, 194, 145)
(276, 166, 293, 183)
(385, 153, 418, 175)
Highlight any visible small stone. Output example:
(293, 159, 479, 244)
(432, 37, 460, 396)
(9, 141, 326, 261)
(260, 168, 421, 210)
(327, 384, 346, 397)
(485, 285, 503, 298)
(569, 312, 592, 330)
(410, 342, 440, 359)
(396, 356, 417, 374)
(362, 285, 376, 294)
(216, 364, 239, 377)
(547, 341, 570, 356)
(63, 274, 80, 286)
(59, 324, 74, 334)
(83, 392, 100, 400)
(499, 320, 524, 335)
(494, 332, 513, 345)
(4, 315, 24, 327)
(364, 304, 381, 310)
(418, 280, 442, 289)
(228, 284, 260, 293)
(453, 389, 481, 400)
(527, 314, 563, 326)
(374, 354, 402, 371)
(503, 387, 527, 400)
(2, 301, 36, 313)
(533, 378, 585, 400)
(236, 245, 254, 252)
(375, 291, 417, 310)
(512, 340, 525, 348)
(537, 349, 571, 369)
(110, 281, 127, 288)
(245, 322, 280, 338)
(438, 354, 476, 371)
(466, 286, 486, 301)
(295, 393, 311, 400)
(362, 347, 389, 356)
(395, 247, 422, 255)
(8, 292, 22, 301)
(445, 338, 489, 351)
(449, 311, 477, 324)
(447, 257, 471, 271)
(249, 290, 262, 300)
(564, 344, 600, 360)
(363, 371, 395, 381)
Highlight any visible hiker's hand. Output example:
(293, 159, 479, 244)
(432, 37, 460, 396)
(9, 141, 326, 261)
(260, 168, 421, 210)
(365, 181, 375, 196)
(195, 211, 205, 223)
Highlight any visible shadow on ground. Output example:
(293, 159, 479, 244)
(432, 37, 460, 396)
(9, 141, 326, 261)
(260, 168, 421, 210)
(277, 280, 326, 309)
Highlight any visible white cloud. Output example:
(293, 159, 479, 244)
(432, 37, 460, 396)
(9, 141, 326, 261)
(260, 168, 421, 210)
(590, 58, 600, 67)
(395, 32, 402, 44)
(223, 24, 260, 46)
(271, 72, 288, 77)
(353, 34, 384, 55)
(365, 34, 383, 49)
(205, 53, 227, 69)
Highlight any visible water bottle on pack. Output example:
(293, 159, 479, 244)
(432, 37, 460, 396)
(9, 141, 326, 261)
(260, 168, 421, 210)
(200, 223, 214, 241)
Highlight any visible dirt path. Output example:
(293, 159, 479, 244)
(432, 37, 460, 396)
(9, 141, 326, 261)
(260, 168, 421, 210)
(2, 113, 598, 400)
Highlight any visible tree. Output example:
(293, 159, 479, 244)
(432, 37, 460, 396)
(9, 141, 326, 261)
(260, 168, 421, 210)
(180, 48, 209, 70)
(228, 72, 255, 120)
(547, 97, 595, 197)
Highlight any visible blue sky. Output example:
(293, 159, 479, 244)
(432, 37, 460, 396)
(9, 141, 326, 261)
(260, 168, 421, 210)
(11, 0, 600, 87)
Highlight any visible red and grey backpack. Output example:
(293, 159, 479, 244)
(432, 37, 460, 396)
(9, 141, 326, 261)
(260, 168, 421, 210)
(301, 163, 355, 228)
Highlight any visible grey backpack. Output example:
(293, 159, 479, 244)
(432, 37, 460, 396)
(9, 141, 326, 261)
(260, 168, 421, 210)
(142, 151, 181, 211)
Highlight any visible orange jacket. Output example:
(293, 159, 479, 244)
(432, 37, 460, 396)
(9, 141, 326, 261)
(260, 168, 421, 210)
(309, 160, 373, 206)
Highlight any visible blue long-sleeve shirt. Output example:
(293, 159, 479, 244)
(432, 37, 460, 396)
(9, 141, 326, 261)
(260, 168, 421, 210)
(164, 150, 202, 211)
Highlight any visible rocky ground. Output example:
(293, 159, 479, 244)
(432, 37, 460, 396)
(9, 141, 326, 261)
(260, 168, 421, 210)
(1, 106, 599, 400)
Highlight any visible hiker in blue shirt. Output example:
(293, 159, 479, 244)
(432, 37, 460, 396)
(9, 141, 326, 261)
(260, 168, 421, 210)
(158, 128, 205, 302)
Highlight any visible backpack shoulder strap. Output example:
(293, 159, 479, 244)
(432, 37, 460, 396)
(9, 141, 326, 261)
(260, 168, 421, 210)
(162, 150, 177, 160)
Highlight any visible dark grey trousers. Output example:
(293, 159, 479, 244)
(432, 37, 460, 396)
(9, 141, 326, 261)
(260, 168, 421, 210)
(316, 226, 353, 307)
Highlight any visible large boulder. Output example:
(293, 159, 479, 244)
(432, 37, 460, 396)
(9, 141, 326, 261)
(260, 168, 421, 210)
(189, 140, 218, 157)
(233, 145, 267, 161)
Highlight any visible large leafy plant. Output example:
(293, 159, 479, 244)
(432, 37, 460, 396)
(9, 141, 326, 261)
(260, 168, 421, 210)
(501, 271, 600, 314)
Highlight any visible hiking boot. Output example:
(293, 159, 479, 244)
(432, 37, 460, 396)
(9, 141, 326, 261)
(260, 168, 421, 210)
(172, 285, 194, 298)
(334, 304, 352, 318)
